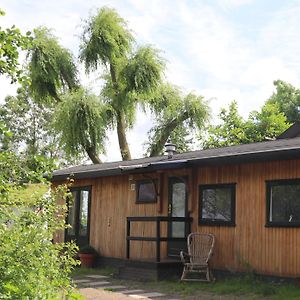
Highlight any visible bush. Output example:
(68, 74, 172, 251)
(0, 150, 80, 299)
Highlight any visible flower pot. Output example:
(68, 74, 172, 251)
(79, 253, 95, 268)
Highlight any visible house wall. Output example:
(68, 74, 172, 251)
(192, 159, 300, 278)
(55, 158, 300, 277)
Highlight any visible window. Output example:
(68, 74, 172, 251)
(266, 179, 300, 227)
(66, 186, 91, 247)
(199, 184, 236, 226)
(136, 180, 157, 203)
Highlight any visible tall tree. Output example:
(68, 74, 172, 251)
(0, 86, 61, 177)
(26, 27, 105, 164)
(146, 84, 210, 156)
(203, 101, 290, 149)
(267, 80, 300, 123)
(203, 101, 247, 149)
(0, 86, 53, 153)
(246, 102, 290, 142)
(79, 7, 164, 160)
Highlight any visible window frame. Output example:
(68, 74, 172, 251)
(266, 179, 300, 227)
(199, 183, 236, 226)
(136, 179, 157, 204)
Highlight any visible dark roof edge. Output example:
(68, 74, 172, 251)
(51, 147, 300, 182)
(277, 121, 300, 139)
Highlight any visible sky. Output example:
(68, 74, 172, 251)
(1, 0, 300, 162)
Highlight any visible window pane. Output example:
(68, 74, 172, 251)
(79, 190, 89, 236)
(67, 191, 78, 235)
(270, 184, 300, 223)
(137, 181, 156, 203)
(201, 187, 233, 221)
(172, 182, 186, 238)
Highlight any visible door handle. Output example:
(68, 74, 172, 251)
(168, 203, 172, 215)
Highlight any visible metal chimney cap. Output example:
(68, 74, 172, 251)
(165, 139, 176, 159)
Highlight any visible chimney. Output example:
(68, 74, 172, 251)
(165, 139, 176, 159)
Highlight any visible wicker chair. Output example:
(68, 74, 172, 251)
(180, 233, 215, 282)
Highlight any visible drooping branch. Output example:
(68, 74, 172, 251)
(149, 111, 189, 157)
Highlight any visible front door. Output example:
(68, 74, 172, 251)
(65, 186, 91, 248)
(167, 177, 189, 257)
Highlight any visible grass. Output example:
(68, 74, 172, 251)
(72, 266, 118, 278)
(9, 183, 49, 203)
(73, 267, 300, 300)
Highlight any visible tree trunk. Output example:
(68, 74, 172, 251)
(109, 63, 132, 161)
(149, 112, 189, 157)
(117, 111, 131, 160)
(86, 146, 102, 164)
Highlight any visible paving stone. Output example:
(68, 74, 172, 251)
(103, 285, 127, 290)
(136, 292, 165, 298)
(129, 295, 149, 299)
(73, 279, 91, 283)
(83, 281, 111, 286)
(121, 290, 145, 294)
(85, 274, 109, 279)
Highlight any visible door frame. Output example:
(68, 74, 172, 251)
(65, 185, 92, 248)
(167, 176, 189, 257)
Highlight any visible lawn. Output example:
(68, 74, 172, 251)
(8, 183, 49, 203)
(72, 267, 300, 300)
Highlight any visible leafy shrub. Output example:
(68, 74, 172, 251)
(0, 149, 80, 299)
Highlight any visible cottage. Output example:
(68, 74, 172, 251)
(51, 123, 300, 279)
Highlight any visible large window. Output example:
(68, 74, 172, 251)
(199, 183, 236, 226)
(136, 180, 157, 203)
(266, 179, 300, 227)
(66, 186, 91, 247)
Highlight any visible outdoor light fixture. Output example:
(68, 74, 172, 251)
(165, 139, 176, 159)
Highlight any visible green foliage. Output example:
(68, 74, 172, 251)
(53, 89, 107, 163)
(0, 184, 79, 299)
(267, 80, 300, 123)
(0, 10, 32, 83)
(80, 7, 165, 160)
(203, 100, 290, 149)
(0, 86, 60, 178)
(246, 102, 290, 142)
(146, 84, 210, 156)
(203, 101, 248, 149)
(0, 148, 80, 299)
(0, 86, 54, 152)
(122, 46, 165, 96)
(79, 7, 133, 70)
(28, 27, 78, 103)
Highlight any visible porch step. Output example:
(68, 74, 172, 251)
(117, 260, 183, 281)
(118, 266, 158, 281)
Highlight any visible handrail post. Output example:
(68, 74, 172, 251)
(156, 219, 161, 262)
(126, 218, 130, 259)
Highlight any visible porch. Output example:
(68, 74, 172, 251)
(109, 215, 193, 280)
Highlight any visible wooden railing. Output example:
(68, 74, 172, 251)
(126, 216, 193, 262)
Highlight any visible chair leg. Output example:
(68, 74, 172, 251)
(181, 266, 187, 281)
(208, 268, 215, 282)
(206, 267, 210, 282)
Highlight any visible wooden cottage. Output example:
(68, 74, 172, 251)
(51, 124, 300, 279)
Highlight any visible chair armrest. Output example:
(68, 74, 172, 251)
(180, 251, 190, 264)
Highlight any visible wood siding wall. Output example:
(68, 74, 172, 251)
(56, 159, 300, 277)
(192, 159, 300, 277)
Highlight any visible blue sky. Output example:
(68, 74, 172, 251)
(1, 0, 300, 161)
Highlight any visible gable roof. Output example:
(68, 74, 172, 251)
(51, 136, 300, 181)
